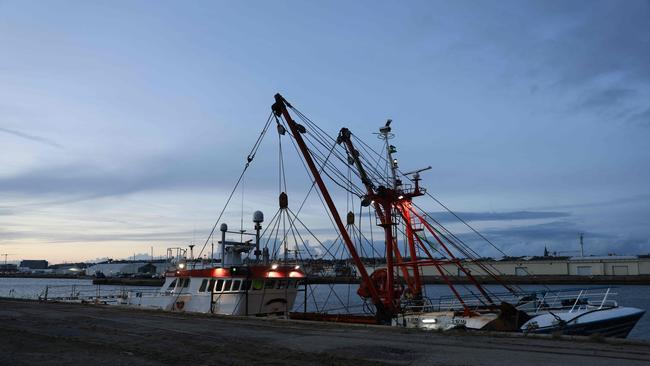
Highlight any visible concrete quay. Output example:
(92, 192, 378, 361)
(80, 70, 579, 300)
(1, 299, 649, 366)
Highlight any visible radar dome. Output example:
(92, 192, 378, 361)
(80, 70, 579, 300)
(253, 210, 264, 223)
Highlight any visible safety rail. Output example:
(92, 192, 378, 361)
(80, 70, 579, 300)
(401, 287, 618, 315)
(37, 284, 160, 303)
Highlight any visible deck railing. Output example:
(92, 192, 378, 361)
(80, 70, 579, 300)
(402, 287, 618, 315)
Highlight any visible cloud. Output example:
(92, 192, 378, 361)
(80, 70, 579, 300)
(0, 154, 224, 199)
(577, 88, 637, 111)
(438, 1, 650, 122)
(531, 194, 650, 210)
(535, 2, 650, 85)
(0, 135, 310, 200)
(483, 220, 608, 242)
(0, 228, 196, 243)
(474, 220, 645, 256)
(626, 108, 650, 128)
(426, 210, 570, 223)
(0, 127, 63, 149)
(0, 164, 156, 198)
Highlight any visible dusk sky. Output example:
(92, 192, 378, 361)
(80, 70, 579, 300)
(1, 0, 649, 263)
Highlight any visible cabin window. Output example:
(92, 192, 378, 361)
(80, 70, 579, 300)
(223, 280, 232, 292)
(242, 280, 251, 290)
(198, 279, 208, 292)
(182, 278, 191, 288)
(215, 279, 223, 292)
(277, 280, 286, 289)
(231, 280, 241, 291)
(167, 279, 177, 290)
(209, 279, 216, 292)
(252, 280, 263, 290)
(264, 280, 275, 289)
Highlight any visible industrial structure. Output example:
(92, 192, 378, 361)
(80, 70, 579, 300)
(417, 255, 650, 277)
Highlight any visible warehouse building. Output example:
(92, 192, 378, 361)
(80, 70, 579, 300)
(418, 255, 650, 277)
(19, 260, 49, 270)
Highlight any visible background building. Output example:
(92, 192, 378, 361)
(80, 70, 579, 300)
(85, 260, 169, 277)
(19, 260, 48, 270)
(417, 255, 650, 277)
(0, 264, 18, 273)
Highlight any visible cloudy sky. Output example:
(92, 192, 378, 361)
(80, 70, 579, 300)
(1, 0, 649, 263)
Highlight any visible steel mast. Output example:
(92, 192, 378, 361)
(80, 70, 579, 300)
(271, 94, 392, 322)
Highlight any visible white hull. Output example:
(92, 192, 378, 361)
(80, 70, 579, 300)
(121, 265, 303, 316)
(126, 288, 298, 315)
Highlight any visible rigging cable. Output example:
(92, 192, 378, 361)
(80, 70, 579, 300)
(193, 113, 274, 267)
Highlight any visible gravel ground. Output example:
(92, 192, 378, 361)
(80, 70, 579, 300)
(1, 299, 649, 366)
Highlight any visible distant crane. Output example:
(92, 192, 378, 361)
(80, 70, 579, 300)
(1, 253, 15, 266)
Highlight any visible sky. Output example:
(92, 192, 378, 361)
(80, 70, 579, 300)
(1, 0, 649, 263)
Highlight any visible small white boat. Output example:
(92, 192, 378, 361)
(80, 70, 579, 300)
(395, 287, 645, 338)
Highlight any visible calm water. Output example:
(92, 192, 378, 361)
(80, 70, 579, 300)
(1, 278, 648, 340)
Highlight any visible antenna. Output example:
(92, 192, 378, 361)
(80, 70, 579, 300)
(580, 233, 584, 257)
(376, 119, 398, 188)
(403, 166, 432, 180)
(1, 253, 12, 266)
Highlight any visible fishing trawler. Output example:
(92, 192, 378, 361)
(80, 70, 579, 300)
(128, 93, 644, 335)
(42, 93, 644, 337)
(266, 93, 645, 337)
(123, 213, 305, 315)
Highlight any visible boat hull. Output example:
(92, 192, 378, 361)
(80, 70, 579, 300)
(523, 307, 646, 338)
(126, 289, 299, 316)
(396, 307, 645, 339)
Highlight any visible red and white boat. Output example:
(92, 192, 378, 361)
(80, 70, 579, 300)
(124, 214, 305, 316)
(125, 264, 304, 315)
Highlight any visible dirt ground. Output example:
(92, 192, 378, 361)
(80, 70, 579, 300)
(1, 299, 649, 366)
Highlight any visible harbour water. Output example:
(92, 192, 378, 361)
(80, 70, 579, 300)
(2, 278, 648, 340)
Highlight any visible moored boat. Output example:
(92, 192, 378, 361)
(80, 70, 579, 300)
(38, 93, 645, 338)
(265, 93, 646, 338)
(124, 216, 305, 315)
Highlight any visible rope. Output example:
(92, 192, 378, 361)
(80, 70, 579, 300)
(193, 113, 274, 266)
